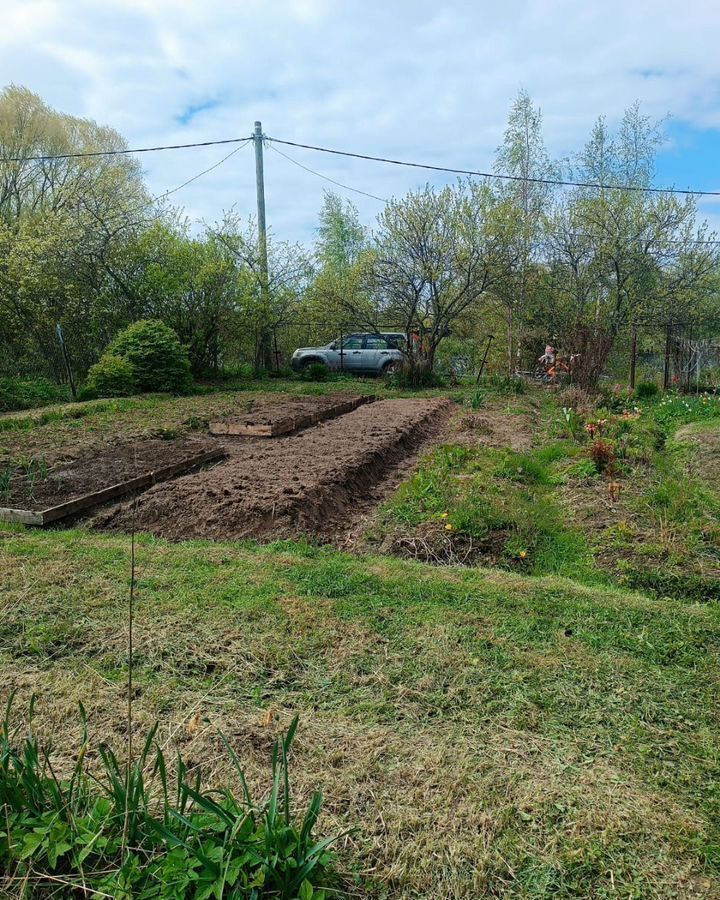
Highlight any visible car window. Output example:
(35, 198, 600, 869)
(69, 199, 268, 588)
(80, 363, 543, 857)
(341, 336, 363, 350)
(365, 336, 388, 349)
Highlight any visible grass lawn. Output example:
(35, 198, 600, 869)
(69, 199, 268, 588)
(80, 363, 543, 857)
(2, 526, 719, 897)
(1, 379, 720, 896)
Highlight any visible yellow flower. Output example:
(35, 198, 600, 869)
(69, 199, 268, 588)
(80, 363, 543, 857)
(440, 512, 449, 518)
(445, 523, 454, 531)
(519, 550, 527, 559)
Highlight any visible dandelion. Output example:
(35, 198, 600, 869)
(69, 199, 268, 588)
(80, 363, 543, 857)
(445, 523, 454, 531)
(519, 550, 527, 559)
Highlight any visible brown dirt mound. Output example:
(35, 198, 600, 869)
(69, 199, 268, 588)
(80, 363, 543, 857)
(96, 399, 450, 542)
(210, 392, 368, 433)
(2, 437, 216, 512)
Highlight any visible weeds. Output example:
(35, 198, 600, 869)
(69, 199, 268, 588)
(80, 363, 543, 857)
(0, 697, 338, 899)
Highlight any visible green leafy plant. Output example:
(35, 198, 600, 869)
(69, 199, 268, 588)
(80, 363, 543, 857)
(0, 378, 71, 413)
(107, 319, 193, 394)
(469, 390, 485, 410)
(635, 381, 659, 400)
(0, 697, 340, 898)
(301, 362, 330, 383)
(82, 353, 137, 399)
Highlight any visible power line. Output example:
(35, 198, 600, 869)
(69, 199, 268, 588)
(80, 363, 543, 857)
(3, 128, 720, 199)
(267, 136, 720, 198)
(152, 139, 251, 203)
(268, 141, 388, 202)
(0, 135, 254, 163)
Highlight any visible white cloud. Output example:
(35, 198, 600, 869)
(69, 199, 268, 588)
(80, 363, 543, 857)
(2, 0, 720, 241)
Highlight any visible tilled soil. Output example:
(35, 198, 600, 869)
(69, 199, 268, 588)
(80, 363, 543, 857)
(212, 393, 368, 432)
(96, 399, 451, 542)
(2, 438, 217, 512)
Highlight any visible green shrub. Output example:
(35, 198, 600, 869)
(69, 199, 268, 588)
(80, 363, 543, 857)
(635, 381, 659, 399)
(82, 353, 137, 399)
(301, 362, 329, 382)
(469, 390, 485, 409)
(386, 365, 445, 389)
(0, 377, 70, 413)
(479, 374, 525, 395)
(108, 320, 193, 394)
(0, 698, 339, 898)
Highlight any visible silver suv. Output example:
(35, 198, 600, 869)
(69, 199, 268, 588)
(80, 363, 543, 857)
(291, 332, 405, 376)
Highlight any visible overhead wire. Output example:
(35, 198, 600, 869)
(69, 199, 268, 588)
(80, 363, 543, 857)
(3, 129, 720, 199)
(1, 136, 254, 163)
(266, 136, 720, 198)
(267, 141, 387, 202)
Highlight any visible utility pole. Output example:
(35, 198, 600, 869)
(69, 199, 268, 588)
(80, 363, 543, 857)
(55, 323, 77, 399)
(254, 121, 272, 371)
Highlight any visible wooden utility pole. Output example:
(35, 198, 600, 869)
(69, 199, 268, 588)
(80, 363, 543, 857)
(254, 121, 272, 371)
(55, 323, 77, 399)
(663, 320, 673, 390)
(629, 324, 638, 389)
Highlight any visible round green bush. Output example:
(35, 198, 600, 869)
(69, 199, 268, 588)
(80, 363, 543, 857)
(82, 354, 136, 398)
(108, 320, 193, 393)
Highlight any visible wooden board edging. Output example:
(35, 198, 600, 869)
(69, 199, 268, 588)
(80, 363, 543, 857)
(209, 394, 376, 438)
(0, 447, 225, 527)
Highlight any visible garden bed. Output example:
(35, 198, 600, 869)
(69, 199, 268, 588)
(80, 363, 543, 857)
(0, 438, 223, 525)
(208, 393, 374, 436)
(97, 399, 451, 542)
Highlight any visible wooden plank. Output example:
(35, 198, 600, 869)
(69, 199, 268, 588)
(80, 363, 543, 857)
(208, 394, 376, 439)
(0, 448, 225, 527)
(0, 507, 44, 525)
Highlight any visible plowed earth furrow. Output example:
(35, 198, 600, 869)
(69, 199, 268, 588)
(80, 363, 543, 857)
(95, 398, 451, 542)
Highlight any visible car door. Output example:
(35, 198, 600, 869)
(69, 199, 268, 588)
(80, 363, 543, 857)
(363, 334, 392, 372)
(338, 334, 365, 371)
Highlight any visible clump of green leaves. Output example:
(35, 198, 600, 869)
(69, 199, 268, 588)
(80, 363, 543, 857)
(0, 697, 339, 899)
(0, 378, 71, 413)
(300, 362, 329, 383)
(83, 353, 137, 399)
(635, 381, 659, 400)
(469, 390, 485, 410)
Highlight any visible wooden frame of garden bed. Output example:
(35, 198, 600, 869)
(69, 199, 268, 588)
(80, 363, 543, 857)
(0, 448, 226, 526)
(208, 394, 375, 437)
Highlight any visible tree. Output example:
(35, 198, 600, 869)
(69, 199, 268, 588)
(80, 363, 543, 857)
(347, 182, 509, 383)
(213, 213, 312, 373)
(491, 90, 556, 374)
(547, 105, 719, 385)
(0, 85, 149, 379)
(304, 192, 370, 330)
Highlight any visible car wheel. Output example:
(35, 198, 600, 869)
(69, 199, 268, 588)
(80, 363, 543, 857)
(382, 360, 400, 377)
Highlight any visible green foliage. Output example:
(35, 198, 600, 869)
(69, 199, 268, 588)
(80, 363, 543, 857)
(621, 568, 720, 602)
(469, 390, 485, 409)
(301, 362, 330, 382)
(109, 320, 193, 394)
(0, 377, 70, 413)
(82, 353, 137, 399)
(386, 365, 445, 389)
(0, 698, 338, 898)
(635, 381, 659, 399)
(381, 442, 595, 581)
(479, 374, 526, 395)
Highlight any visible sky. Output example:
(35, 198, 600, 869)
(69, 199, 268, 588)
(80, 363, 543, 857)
(2, 0, 720, 245)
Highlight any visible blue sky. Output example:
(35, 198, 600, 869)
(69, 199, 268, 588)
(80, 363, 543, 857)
(2, 0, 720, 243)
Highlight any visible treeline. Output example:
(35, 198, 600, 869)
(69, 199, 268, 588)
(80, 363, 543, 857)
(1, 85, 718, 390)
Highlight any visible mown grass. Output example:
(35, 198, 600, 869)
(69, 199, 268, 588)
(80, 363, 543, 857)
(1, 525, 719, 897)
